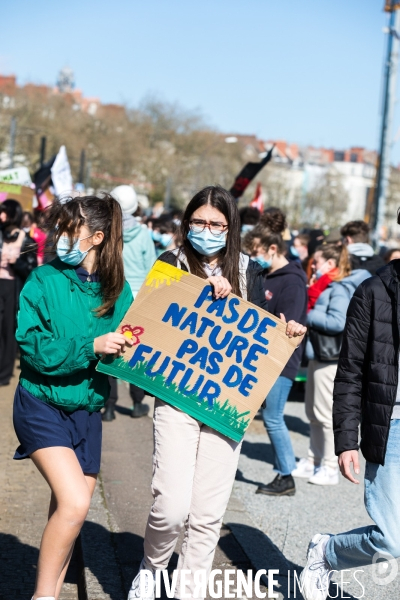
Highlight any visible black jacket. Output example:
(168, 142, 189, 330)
(261, 261, 307, 379)
(349, 253, 385, 276)
(333, 260, 400, 465)
(157, 250, 269, 312)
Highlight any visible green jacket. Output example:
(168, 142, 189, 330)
(16, 258, 133, 412)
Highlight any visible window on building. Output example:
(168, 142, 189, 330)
(334, 151, 345, 161)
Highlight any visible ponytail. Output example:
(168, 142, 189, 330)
(96, 195, 124, 316)
(44, 193, 125, 317)
(335, 244, 351, 282)
(317, 243, 351, 282)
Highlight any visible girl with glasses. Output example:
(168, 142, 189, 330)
(127, 185, 306, 600)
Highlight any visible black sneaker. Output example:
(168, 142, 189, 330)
(102, 405, 116, 421)
(131, 403, 150, 418)
(256, 474, 296, 496)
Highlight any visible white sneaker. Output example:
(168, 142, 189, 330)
(308, 465, 339, 486)
(127, 560, 156, 600)
(300, 533, 333, 600)
(292, 458, 317, 479)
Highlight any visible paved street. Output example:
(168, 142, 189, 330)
(0, 369, 80, 600)
(2, 374, 400, 599)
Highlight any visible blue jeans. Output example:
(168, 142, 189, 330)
(326, 419, 400, 570)
(262, 376, 296, 476)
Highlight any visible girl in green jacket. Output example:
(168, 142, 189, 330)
(13, 194, 133, 600)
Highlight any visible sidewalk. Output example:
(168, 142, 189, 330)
(81, 382, 267, 600)
(0, 370, 80, 600)
(81, 381, 400, 600)
(2, 373, 400, 599)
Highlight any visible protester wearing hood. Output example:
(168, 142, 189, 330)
(244, 214, 308, 497)
(293, 243, 371, 487)
(0, 199, 37, 386)
(341, 220, 384, 275)
(101, 185, 156, 422)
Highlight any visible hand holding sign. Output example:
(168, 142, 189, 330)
(94, 332, 134, 357)
(207, 275, 232, 299)
(280, 313, 307, 341)
(97, 260, 300, 441)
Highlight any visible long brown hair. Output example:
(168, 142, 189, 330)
(316, 242, 351, 282)
(44, 194, 124, 316)
(180, 186, 243, 296)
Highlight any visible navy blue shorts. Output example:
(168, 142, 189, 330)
(13, 384, 102, 474)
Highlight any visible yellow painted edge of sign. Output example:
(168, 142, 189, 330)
(145, 259, 190, 289)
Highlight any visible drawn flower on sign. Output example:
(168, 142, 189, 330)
(121, 325, 144, 346)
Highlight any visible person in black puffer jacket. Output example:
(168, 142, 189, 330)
(300, 251, 400, 600)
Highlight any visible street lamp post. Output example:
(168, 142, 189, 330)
(373, 2, 400, 244)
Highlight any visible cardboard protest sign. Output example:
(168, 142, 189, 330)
(0, 183, 34, 211)
(97, 260, 298, 442)
(0, 167, 32, 187)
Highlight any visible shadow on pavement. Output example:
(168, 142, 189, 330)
(83, 521, 272, 599)
(0, 532, 78, 599)
(235, 468, 265, 487)
(82, 521, 180, 600)
(284, 414, 310, 437)
(252, 413, 310, 438)
(240, 439, 275, 465)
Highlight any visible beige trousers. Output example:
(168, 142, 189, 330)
(305, 360, 338, 470)
(143, 400, 242, 599)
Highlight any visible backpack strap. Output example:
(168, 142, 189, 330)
(239, 252, 249, 300)
(171, 247, 190, 272)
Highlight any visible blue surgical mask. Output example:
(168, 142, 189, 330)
(290, 246, 300, 258)
(241, 224, 254, 233)
(151, 230, 162, 242)
(160, 233, 173, 248)
(56, 234, 93, 266)
(251, 255, 272, 269)
(187, 228, 227, 256)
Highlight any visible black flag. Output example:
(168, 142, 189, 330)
(230, 145, 274, 199)
(33, 154, 57, 197)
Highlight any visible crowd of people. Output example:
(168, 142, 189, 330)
(2, 184, 400, 600)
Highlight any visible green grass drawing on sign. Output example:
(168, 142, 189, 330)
(99, 356, 251, 438)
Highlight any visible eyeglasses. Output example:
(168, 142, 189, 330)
(189, 219, 228, 236)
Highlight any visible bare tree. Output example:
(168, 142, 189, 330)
(304, 168, 349, 228)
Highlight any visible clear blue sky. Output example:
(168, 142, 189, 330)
(2, 1, 398, 161)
